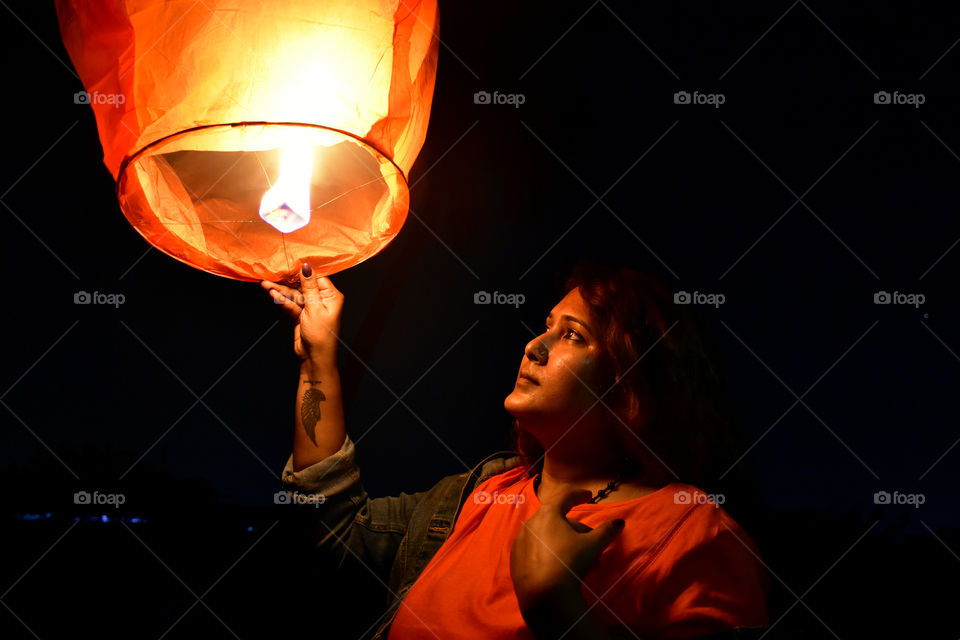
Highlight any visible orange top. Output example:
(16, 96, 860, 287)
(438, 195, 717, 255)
(388, 466, 769, 639)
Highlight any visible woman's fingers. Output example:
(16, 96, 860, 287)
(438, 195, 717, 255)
(299, 263, 320, 307)
(261, 279, 299, 298)
(313, 275, 343, 302)
(298, 267, 343, 311)
(262, 279, 304, 306)
(266, 286, 303, 320)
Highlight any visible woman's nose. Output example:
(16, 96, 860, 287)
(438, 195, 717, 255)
(524, 337, 548, 363)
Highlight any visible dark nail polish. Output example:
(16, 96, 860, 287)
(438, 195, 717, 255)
(301, 263, 312, 277)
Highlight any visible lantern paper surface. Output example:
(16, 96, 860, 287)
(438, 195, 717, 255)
(56, 0, 439, 282)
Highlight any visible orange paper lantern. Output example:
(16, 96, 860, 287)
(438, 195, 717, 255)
(56, 0, 439, 282)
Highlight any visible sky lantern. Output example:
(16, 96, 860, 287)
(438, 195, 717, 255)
(55, 0, 439, 282)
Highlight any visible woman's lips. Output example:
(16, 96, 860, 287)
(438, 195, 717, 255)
(518, 373, 539, 385)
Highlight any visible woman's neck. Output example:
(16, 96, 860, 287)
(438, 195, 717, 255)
(532, 430, 677, 499)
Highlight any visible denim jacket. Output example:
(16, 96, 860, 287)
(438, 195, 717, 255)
(281, 433, 521, 640)
(280, 434, 783, 640)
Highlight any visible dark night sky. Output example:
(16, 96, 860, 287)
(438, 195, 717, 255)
(1, 1, 958, 544)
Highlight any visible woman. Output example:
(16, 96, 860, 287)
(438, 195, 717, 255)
(264, 260, 770, 640)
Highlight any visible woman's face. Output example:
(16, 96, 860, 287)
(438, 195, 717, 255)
(504, 287, 609, 428)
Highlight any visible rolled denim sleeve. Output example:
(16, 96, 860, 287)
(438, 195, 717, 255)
(278, 433, 432, 585)
(281, 433, 359, 497)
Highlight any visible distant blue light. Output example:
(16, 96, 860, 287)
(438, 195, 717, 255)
(129, 517, 142, 524)
(100, 514, 109, 523)
(246, 526, 253, 532)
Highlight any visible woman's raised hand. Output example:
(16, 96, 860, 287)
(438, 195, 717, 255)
(261, 262, 344, 366)
(510, 488, 624, 613)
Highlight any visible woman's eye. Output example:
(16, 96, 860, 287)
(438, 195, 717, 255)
(544, 323, 581, 341)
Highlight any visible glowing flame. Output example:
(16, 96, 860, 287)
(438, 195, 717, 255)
(259, 145, 313, 233)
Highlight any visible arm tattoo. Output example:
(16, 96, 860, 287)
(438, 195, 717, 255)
(301, 379, 326, 446)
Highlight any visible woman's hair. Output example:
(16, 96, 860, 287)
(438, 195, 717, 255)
(510, 258, 755, 504)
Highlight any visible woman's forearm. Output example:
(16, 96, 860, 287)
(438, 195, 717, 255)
(292, 358, 346, 471)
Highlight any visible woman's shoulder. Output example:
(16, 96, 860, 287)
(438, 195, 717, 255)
(473, 463, 529, 493)
(628, 484, 772, 634)
(645, 482, 766, 577)
(606, 481, 762, 565)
